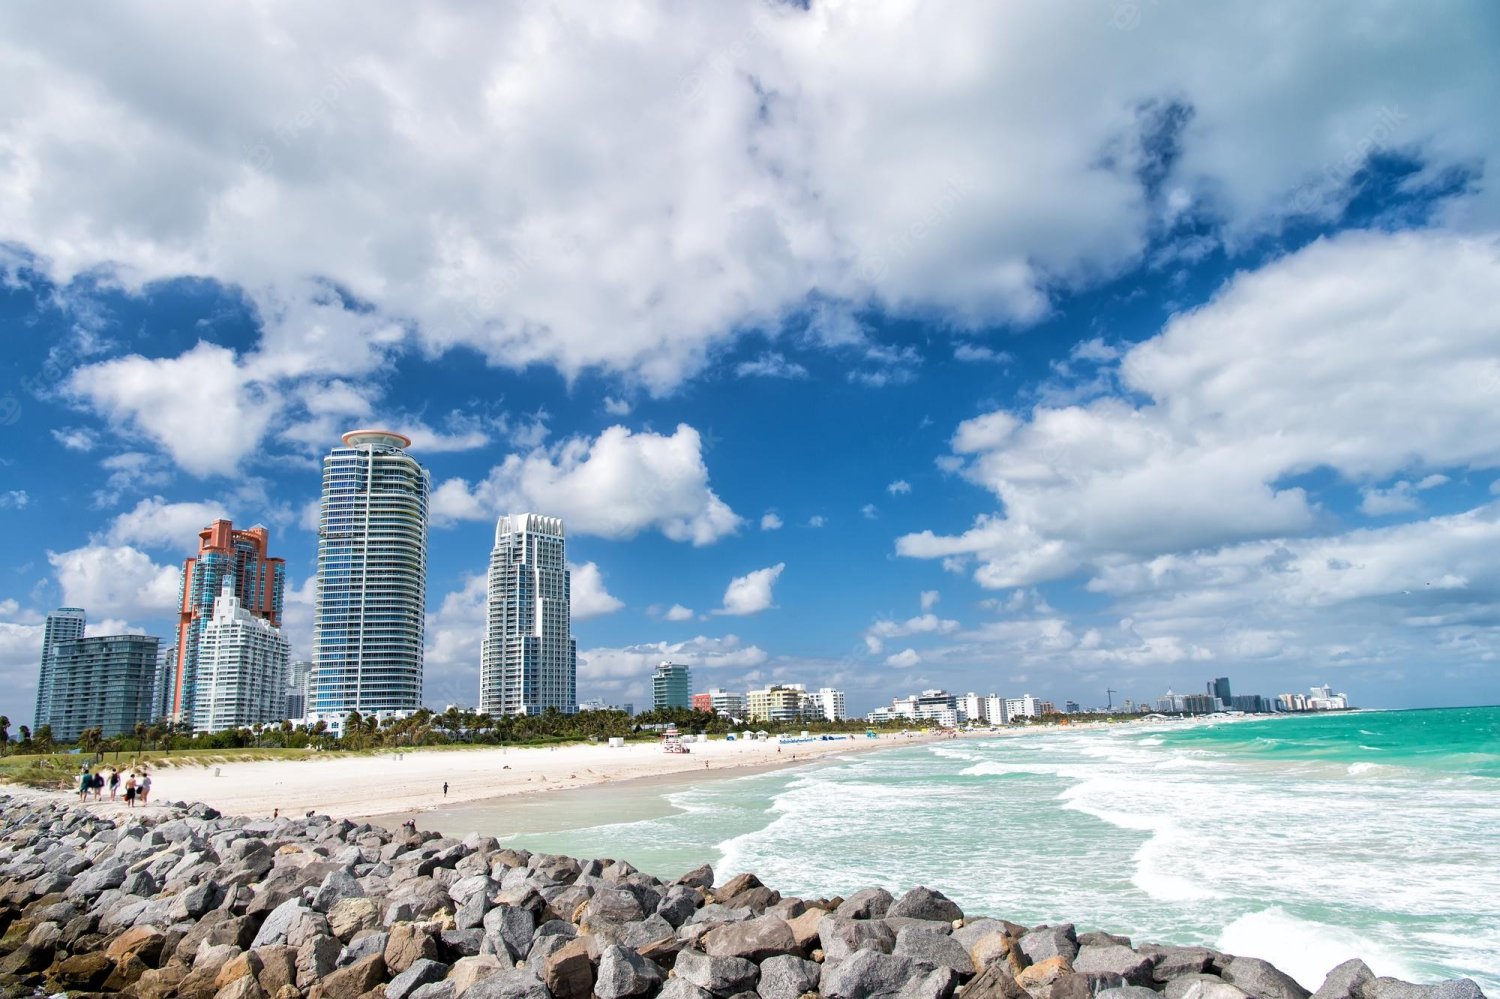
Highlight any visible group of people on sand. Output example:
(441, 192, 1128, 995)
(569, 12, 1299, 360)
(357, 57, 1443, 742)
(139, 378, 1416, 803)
(76, 766, 152, 807)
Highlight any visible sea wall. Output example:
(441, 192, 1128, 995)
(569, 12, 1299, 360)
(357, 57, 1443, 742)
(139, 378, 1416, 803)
(0, 795, 1483, 999)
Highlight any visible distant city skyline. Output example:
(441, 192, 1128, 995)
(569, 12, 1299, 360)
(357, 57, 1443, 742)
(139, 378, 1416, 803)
(3, 5, 1498, 722)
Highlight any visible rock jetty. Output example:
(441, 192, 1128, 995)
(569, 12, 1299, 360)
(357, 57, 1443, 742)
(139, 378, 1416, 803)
(0, 796, 1484, 999)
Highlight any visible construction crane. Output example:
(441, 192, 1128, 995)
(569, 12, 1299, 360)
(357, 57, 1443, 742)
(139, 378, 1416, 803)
(1106, 688, 1118, 710)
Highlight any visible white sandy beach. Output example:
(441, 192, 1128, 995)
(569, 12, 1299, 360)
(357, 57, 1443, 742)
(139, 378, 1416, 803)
(2, 732, 950, 823)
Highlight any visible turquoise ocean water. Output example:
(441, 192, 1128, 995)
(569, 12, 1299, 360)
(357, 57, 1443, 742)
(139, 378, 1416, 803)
(432, 708, 1499, 991)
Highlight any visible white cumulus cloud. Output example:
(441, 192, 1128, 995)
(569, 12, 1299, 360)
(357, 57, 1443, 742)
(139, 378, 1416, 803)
(569, 561, 624, 620)
(430, 424, 741, 546)
(900, 231, 1500, 588)
(716, 563, 785, 616)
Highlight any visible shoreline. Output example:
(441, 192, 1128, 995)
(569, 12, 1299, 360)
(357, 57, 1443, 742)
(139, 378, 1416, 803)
(0, 729, 953, 823)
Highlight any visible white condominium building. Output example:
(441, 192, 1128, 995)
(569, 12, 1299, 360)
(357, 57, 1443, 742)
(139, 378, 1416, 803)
(195, 580, 290, 733)
(806, 687, 847, 722)
(481, 514, 577, 716)
(1005, 694, 1041, 719)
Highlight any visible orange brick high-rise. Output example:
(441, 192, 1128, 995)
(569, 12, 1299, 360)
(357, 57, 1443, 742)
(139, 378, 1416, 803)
(172, 520, 286, 726)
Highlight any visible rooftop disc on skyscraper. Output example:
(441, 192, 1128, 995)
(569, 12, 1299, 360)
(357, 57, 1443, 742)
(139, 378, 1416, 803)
(341, 429, 413, 449)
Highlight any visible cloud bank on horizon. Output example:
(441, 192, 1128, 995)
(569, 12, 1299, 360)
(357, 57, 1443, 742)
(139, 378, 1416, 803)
(1, 0, 1497, 721)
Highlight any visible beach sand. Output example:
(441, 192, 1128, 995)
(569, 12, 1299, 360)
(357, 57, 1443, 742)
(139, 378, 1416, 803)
(3, 732, 946, 823)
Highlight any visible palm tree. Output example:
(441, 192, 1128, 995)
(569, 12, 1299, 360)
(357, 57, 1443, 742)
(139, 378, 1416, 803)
(79, 727, 104, 760)
(0, 715, 10, 757)
(17, 725, 31, 752)
(134, 722, 147, 761)
(34, 725, 54, 755)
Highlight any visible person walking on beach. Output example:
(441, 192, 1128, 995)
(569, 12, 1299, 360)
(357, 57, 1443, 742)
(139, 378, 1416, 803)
(139, 771, 152, 805)
(78, 769, 92, 802)
(443, 782, 448, 797)
(109, 769, 120, 801)
(92, 771, 104, 801)
(124, 773, 137, 808)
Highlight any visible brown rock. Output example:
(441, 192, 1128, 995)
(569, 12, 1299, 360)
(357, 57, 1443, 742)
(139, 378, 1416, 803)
(330, 898, 382, 940)
(715, 873, 762, 900)
(136, 961, 191, 999)
(963, 964, 1031, 999)
(51, 951, 114, 990)
(1049, 972, 1095, 999)
(702, 915, 797, 962)
(319, 953, 387, 999)
(447, 954, 508, 996)
(542, 937, 594, 999)
(274, 986, 303, 999)
(725, 886, 781, 912)
(1017, 955, 1073, 993)
(108, 924, 168, 966)
(385, 922, 439, 975)
(254, 945, 300, 994)
(637, 935, 683, 967)
(105, 953, 151, 991)
(216, 975, 271, 999)
(0, 942, 49, 976)
(217, 951, 267, 991)
(969, 932, 1015, 970)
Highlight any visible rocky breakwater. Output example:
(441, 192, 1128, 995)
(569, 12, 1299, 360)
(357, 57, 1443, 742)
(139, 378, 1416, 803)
(0, 796, 1485, 999)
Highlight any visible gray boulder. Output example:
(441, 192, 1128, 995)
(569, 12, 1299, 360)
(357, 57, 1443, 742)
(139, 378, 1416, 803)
(338, 930, 390, 968)
(67, 860, 129, 898)
(887, 887, 963, 923)
(892, 928, 974, 974)
(1165, 975, 1256, 999)
(758, 954, 822, 999)
(464, 969, 552, 999)
(312, 869, 366, 912)
(1153, 947, 1216, 982)
(1312, 960, 1375, 999)
(1018, 924, 1079, 964)
(674, 948, 760, 996)
(836, 887, 895, 920)
(595, 943, 665, 999)
(1099, 989, 1163, 999)
(660, 979, 716, 999)
(819, 916, 897, 960)
(1364, 982, 1436, 999)
(823, 949, 956, 999)
(1223, 957, 1312, 999)
(1074, 944, 1154, 986)
(688, 903, 756, 927)
(1430, 982, 1486, 999)
(388, 957, 450, 999)
(482, 904, 536, 960)
(412, 984, 459, 999)
(585, 888, 648, 926)
(252, 898, 311, 948)
(658, 885, 703, 927)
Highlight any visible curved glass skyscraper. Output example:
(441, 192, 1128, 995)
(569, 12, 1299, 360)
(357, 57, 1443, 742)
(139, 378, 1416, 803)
(313, 430, 429, 720)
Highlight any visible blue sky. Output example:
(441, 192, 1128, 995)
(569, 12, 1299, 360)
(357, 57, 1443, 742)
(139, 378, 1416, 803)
(1, 2, 1498, 724)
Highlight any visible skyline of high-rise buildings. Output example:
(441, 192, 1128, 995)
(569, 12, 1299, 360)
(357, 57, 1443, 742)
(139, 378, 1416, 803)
(172, 519, 285, 727)
(481, 514, 577, 716)
(312, 430, 430, 723)
(32, 606, 85, 730)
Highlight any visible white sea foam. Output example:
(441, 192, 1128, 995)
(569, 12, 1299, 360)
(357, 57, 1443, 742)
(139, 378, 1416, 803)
(1218, 908, 1421, 991)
